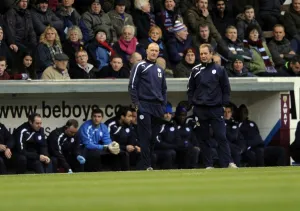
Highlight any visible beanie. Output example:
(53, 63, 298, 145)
(165, 103, 173, 114)
(171, 20, 186, 33)
(233, 54, 244, 63)
(36, 0, 48, 4)
(183, 48, 196, 57)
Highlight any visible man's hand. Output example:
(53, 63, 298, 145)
(178, 53, 184, 57)
(40, 155, 51, 164)
(280, 54, 284, 58)
(9, 44, 18, 52)
(108, 141, 120, 155)
(4, 148, 12, 159)
(289, 51, 296, 55)
(201, 9, 209, 17)
(135, 146, 141, 153)
(0, 144, 7, 152)
(231, 50, 237, 54)
(126, 145, 135, 152)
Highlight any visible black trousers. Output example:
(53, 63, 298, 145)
(154, 149, 176, 169)
(15, 154, 53, 174)
(260, 14, 280, 31)
(264, 146, 286, 166)
(176, 147, 200, 169)
(242, 147, 265, 167)
(137, 101, 164, 170)
(290, 144, 300, 163)
(194, 106, 232, 167)
(51, 154, 84, 173)
(0, 153, 11, 174)
(230, 143, 242, 167)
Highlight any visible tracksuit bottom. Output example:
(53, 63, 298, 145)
(15, 154, 53, 174)
(51, 154, 84, 173)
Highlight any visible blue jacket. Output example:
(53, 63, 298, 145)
(129, 59, 167, 106)
(78, 120, 112, 150)
(86, 40, 110, 70)
(187, 62, 230, 107)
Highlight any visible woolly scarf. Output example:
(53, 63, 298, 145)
(118, 37, 137, 55)
(48, 43, 63, 62)
(147, 12, 156, 27)
(243, 39, 276, 72)
(97, 40, 115, 57)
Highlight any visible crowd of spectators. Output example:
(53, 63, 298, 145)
(0, 0, 300, 80)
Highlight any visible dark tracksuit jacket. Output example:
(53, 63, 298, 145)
(47, 127, 81, 171)
(225, 119, 245, 153)
(239, 119, 264, 148)
(13, 122, 48, 160)
(129, 59, 167, 115)
(105, 117, 135, 151)
(187, 62, 230, 107)
(175, 122, 199, 149)
(0, 123, 14, 151)
(155, 121, 180, 150)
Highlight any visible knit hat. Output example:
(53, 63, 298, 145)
(171, 20, 186, 33)
(165, 104, 173, 114)
(94, 27, 108, 37)
(233, 55, 244, 63)
(36, 0, 48, 4)
(115, 0, 126, 7)
(90, 0, 101, 5)
(175, 106, 187, 115)
(183, 48, 196, 57)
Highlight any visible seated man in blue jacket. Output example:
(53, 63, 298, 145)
(78, 108, 120, 172)
(105, 106, 141, 171)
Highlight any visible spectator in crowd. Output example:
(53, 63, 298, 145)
(280, 55, 300, 76)
(236, 5, 263, 41)
(97, 55, 129, 78)
(35, 26, 63, 77)
(0, 56, 29, 80)
(139, 26, 168, 62)
(218, 25, 252, 67)
(123, 51, 142, 72)
(223, 105, 244, 167)
(70, 50, 98, 79)
(56, 0, 89, 42)
(0, 121, 14, 174)
(227, 55, 254, 77)
(232, 0, 259, 18)
(185, 0, 222, 42)
(86, 28, 115, 71)
(30, 0, 63, 38)
(0, 0, 14, 14)
(192, 24, 218, 52)
(101, 0, 133, 14)
(82, 0, 117, 44)
(41, 53, 70, 80)
(113, 25, 145, 67)
(0, 26, 14, 70)
(187, 44, 237, 169)
(132, 0, 156, 40)
(268, 25, 295, 69)
(173, 105, 200, 169)
(0, 15, 18, 55)
(62, 26, 85, 70)
(128, 42, 167, 170)
(166, 21, 192, 68)
(290, 120, 300, 163)
(108, 0, 134, 39)
(155, 0, 183, 39)
(105, 106, 140, 171)
(5, 0, 37, 52)
(243, 25, 277, 76)
(259, 0, 285, 31)
(154, 103, 178, 169)
(48, 119, 85, 173)
(211, 0, 234, 39)
(14, 51, 37, 79)
(13, 113, 52, 174)
(78, 108, 120, 172)
(174, 48, 196, 78)
(283, 0, 300, 40)
(156, 57, 173, 77)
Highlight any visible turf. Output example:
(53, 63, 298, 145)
(1, 167, 299, 211)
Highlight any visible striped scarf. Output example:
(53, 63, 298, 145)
(243, 39, 276, 73)
(147, 12, 156, 27)
(48, 44, 63, 62)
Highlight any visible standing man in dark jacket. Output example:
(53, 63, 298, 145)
(187, 43, 237, 169)
(30, 0, 63, 38)
(5, 0, 37, 52)
(283, 0, 300, 41)
(0, 122, 14, 174)
(47, 119, 85, 173)
(259, 0, 285, 31)
(129, 42, 167, 170)
(13, 113, 52, 174)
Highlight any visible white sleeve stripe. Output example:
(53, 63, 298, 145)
(57, 133, 64, 154)
(26, 132, 35, 142)
(87, 125, 93, 144)
(141, 64, 153, 73)
(159, 124, 165, 133)
(194, 70, 202, 78)
(113, 126, 122, 135)
(20, 129, 27, 150)
(131, 61, 146, 89)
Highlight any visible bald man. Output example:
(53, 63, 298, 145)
(128, 43, 167, 170)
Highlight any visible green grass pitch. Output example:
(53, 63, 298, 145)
(1, 167, 299, 211)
